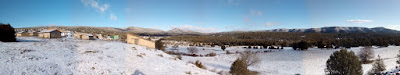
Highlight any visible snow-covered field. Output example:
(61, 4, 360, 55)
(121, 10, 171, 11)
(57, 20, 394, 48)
(0, 37, 216, 75)
(172, 45, 400, 75)
(3, 37, 399, 75)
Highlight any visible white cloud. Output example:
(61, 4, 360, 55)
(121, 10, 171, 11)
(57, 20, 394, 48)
(110, 14, 118, 21)
(265, 22, 279, 26)
(250, 10, 263, 16)
(81, 0, 110, 13)
(347, 19, 373, 23)
(227, 0, 240, 5)
(384, 25, 400, 30)
(170, 25, 218, 33)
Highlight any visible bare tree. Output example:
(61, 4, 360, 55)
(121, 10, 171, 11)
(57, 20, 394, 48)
(369, 55, 386, 75)
(172, 44, 179, 50)
(358, 46, 374, 64)
(188, 46, 198, 54)
(397, 50, 400, 64)
(240, 50, 260, 66)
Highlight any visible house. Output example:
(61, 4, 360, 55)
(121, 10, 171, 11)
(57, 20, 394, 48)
(38, 29, 62, 38)
(80, 34, 95, 40)
(110, 35, 119, 40)
(73, 32, 95, 40)
(126, 33, 155, 48)
(95, 34, 103, 39)
(28, 31, 39, 36)
(16, 31, 30, 36)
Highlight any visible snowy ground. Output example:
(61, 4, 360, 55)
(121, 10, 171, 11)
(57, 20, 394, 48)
(169, 45, 400, 75)
(0, 37, 216, 75)
(165, 45, 279, 55)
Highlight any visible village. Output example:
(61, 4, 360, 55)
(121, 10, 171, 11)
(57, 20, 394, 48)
(16, 28, 157, 46)
(15, 28, 120, 41)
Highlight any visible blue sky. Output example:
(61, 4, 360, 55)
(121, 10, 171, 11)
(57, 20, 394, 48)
(1, 0, 400, 33)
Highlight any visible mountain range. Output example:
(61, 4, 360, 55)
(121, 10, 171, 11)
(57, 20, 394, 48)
(261, 27, 400, 34)
(15, 26, 400, 35)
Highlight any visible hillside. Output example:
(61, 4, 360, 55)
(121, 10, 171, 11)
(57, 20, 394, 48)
(15, 26, 203, 36)
(0, 37, 216, 75)
(261, 27, 400, 33)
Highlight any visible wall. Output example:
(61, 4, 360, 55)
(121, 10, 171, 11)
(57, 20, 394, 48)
(126, 33, 155, 48)
(50, 30, 61, 38)
(40, 33, 50, 38)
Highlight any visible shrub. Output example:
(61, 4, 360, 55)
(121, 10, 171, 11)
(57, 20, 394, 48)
(369, 55, 386, 74)
(297, 41, 310, 50)
(185, 71, 191, 74)
(226, 50, 232, 54)
(397, 50, 400, 64)
(165, 51, 173, 55)
(157, 54, 163, 57)
(358, 46, 374, 64)
(188, 46, 198, 54)
(325, 49, 362, 75)
(194, 60, 205, 69)
(221, 45, 226, 51)
(177, 55, 182, 60)
(155, 40, 165, 50)
(137, 54, 143, 58)
(230, 58, 250, 75)
(292, 41, 310, 50)
(0, 23, 16, 42)
(207, 52, 217, 56)
(240, 50, 260, 66)
(172, 44, 179, 50)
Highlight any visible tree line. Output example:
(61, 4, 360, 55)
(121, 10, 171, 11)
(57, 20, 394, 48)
(166, 32, 400, 49)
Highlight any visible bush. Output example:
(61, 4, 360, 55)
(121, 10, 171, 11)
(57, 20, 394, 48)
(194, 60, 205, 69)
(292, 41, 310, 50)
(221, 45, 226, 51)
(297, 41, 310, 50)
(397, 50, 400, 64)
(177, 55, 182, 60)
(188, 46, 198, 54)
(172, 44, 179, 50)
(325, 49, 362, 75)
(368, 55, 386, 74)
(155, 40, 165, 50)
(0, 23, 16, 42)
(241, 50, 260, 66)
(230, 58, 250, 75)
(206, 52, 217, 56)
(358, 46, 374, 64)
(157, 54, 163, 57)
(226, 50, 232, 54)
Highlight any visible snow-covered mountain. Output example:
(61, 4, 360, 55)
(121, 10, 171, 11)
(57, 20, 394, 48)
(166, 28, 202, 34)
(261, 27, 400, 33)
(16, 26, 400, 35)
(16, 26, 203, 35)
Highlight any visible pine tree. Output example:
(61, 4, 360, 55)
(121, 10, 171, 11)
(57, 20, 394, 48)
(155, 40, 165, 50)
(326, 49, 363, 75)
(358, 46, 374, 64)
(221, 45, 226, 51)
(369, 55, 386, 74)
(0, 23, 16, 42)
(397, 50, 400, 64)
(317, 40, 326, 49)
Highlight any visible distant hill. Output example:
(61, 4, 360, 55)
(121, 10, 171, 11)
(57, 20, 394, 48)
(260, 27, 400, 34)
(167, 28, 202, 35)
(16, 26, 400, 36)
(15, 26, 203, 36)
